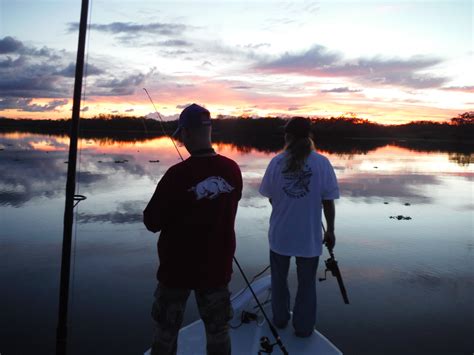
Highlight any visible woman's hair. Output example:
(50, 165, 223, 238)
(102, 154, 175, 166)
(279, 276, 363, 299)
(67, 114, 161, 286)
(283, 134, 315, 172)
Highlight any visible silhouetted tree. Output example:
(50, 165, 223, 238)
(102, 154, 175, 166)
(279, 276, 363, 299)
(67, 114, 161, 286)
(450, 111, 474, 125)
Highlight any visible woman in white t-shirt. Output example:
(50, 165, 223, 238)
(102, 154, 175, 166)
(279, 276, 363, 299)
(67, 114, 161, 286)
(259, 117, 339, 337)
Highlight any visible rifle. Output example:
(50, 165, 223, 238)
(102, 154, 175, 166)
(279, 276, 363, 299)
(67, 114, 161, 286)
(319, 226, 350, 304)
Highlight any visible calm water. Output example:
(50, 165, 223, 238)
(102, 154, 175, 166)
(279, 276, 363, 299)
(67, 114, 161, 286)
(0, 132, 473, 355)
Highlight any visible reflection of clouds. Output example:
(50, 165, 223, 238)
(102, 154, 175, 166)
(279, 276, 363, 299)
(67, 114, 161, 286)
(0, 190, 29, 207)
(338, 173, 439, 203)
(448, 153, 473, 167)
(0, 135, 52, 150)
(0, 147, 67, 207)
(242, 178, 261, 199)
(0, 151, 108, 207)
(241, 171, 264, 179)
(398, 271, 474, 292)
(0, 134, 151, 207)
(239, 200, 268, 209)
(77, 201, 144, 224)
(238, 175, 268, 210)
(92, 158, 147, 177)
(346, 266, 388, 280)
(77, 171, 106, 184)
(240, 168, 440, 206)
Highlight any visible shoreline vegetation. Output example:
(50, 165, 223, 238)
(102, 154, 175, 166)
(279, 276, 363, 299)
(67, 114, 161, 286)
(1, 113, 473, 156)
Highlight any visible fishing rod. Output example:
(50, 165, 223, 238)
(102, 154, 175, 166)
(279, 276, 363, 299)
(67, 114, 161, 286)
(143, 90, 289, 354)
(234, 258, 289, 355)
(143, 88, 183, 161)
(320, 223, 350, 304)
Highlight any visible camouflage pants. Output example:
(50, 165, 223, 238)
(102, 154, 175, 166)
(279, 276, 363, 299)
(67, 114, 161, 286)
(151, 284, 233, 355)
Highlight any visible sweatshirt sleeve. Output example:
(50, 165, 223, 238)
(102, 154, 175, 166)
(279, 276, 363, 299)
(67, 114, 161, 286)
(143, 169, 173, 233)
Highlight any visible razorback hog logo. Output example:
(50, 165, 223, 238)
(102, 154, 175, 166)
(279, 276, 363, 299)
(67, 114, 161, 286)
(188, 176, 234, 200)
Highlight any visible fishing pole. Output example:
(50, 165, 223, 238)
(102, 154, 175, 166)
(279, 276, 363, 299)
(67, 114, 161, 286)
(320, 223, 350, 304)
(143, 90, 289, 354)
(234, 258, 289, 355)
(143, 88, 184, 161)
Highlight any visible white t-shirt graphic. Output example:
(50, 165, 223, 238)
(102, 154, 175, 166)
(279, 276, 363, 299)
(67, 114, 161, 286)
(282, 163, 312, 198)
(259, 151, 339, 257)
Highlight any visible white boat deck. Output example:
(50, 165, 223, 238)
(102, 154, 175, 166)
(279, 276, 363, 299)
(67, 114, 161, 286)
(145, 275, 342, 355)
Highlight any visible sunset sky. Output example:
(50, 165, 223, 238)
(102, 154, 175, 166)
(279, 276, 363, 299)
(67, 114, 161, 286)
(0, 0, 472, 124)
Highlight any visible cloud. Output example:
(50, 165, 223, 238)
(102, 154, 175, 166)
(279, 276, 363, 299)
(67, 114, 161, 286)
(304, 1, 320, 14)
(176, 103, 192, 109)
(159, 49, 189, 58)
(0, 98, 68, 112)
(256, 45, 448, 89)
(321, 87, 362, 93)
(0, 36, 150, 100)
(56, 62, 104, 77)
(323, 57, 448, 88)
(258, 44, 341, 72)
(0, 37, 74, 98)
(441, 86, 474, 93)
(157, 40, 191, 47)
(243, 43, 271, 49)
(0, 36, 58, 57)
(125, 108, 134, 112)
(0, 56, 27, 68)
(68, 22, 187, 36)
(0, 36, 24, 54)
(231, 86, 252, 90)
(0, 62, 67, 98)
(93, 72, 147, 96)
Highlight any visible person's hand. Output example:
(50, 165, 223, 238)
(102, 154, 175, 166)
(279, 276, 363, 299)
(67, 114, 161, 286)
(323, 230, 336, 250)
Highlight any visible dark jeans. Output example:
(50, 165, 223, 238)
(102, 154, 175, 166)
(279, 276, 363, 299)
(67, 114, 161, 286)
(151, 284, 233, 355)
(270, 250, 320, 336)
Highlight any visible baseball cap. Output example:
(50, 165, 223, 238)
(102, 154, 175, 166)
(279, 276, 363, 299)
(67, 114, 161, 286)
(284, 117, 311, 138)
(172, 103, 211, 137)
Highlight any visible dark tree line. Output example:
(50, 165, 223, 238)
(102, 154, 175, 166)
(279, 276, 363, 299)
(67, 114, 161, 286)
(0, 112, 472, 154)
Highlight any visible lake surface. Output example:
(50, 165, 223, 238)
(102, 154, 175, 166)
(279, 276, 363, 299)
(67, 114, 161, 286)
(0, 132, 473, 355)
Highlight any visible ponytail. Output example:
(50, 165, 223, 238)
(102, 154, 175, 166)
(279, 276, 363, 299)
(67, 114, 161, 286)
(283, 135, 314, 173)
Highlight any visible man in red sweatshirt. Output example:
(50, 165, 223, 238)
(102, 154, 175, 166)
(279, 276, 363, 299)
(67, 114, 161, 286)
(144, 103, 242, 355)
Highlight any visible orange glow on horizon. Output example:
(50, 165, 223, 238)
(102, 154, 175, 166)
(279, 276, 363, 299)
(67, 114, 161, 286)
(0, 88, 466, 125)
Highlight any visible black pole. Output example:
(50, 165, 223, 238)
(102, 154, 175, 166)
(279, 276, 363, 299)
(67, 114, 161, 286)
(56, 1, 89, 354)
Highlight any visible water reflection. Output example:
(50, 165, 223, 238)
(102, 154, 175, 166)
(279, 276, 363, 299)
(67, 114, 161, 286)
(1, 133, 472, 227)
(0, 144, 68, 207)
(448, 152, 474, 166)
(0, 133, 473, 355)
(338, 173, 438, 203)
(77, 201, 143, 224)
